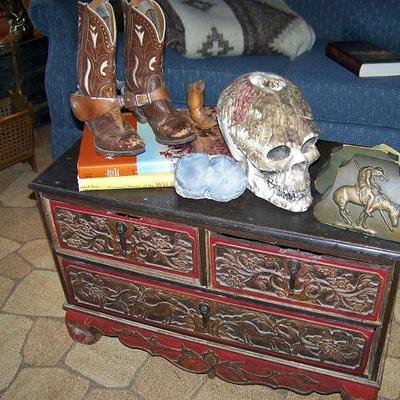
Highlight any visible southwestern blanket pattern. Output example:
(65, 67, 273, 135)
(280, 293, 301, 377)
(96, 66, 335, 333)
(159, 0, 315, 59)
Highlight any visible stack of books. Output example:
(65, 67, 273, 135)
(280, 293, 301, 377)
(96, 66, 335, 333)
(77, 113, 230, 191)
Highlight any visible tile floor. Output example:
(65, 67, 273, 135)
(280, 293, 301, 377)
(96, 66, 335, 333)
(0, 125, 399, 400)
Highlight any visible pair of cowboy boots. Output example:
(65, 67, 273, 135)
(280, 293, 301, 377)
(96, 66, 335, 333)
(70, 0, 197, 157)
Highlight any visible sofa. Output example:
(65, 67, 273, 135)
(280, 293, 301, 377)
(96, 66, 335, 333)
(29, 0, 400, 158)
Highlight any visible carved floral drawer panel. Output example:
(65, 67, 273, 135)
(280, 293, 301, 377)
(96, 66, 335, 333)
(62, 259, 374, 375)
(208, 234, 388, 321)
(49, 201, 200, 283)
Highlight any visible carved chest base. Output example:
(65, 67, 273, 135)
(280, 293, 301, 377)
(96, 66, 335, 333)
(65, 307, 378, 400)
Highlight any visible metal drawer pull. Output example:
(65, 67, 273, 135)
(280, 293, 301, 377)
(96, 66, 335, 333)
(288, 260, 301, 294)
(198, 302, 211, 329)
(116, 222, 128, 255)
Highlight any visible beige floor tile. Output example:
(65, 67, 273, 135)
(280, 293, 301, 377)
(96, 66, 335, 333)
(23, 318, 73, 366)
(379, 357, 400, 399)
(65, 336, 149, 388)
(85, 388, 139, 400)
(395, 301, 400, 324)
(133, 356, 206, 400)
(18, 239, 55, 270)
(0, 208, 46, 242)
(387, 321, 400, 358)
(394, 281, 400, 323)
(1, 367, 89, 400)
(0, 314, 33, 390)
(196, 377, 287, 400)
(0, 168, 22, 194)
(286, 392, 341, 400)
(34, 144, 53, 173)
(0, 253, 32, 281)
(0, 275, 14, 307)
(0, 172, 38, 208)
(3, 270, 64, 317)
(0, 236, 20, 261)
(7, 161, 36, 173)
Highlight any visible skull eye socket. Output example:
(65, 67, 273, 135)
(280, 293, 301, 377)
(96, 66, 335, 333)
(267, 145, 291, 161)
(301, 136, 318, 153)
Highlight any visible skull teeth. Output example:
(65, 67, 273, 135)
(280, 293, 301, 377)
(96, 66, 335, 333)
(263, 172, 309, 201)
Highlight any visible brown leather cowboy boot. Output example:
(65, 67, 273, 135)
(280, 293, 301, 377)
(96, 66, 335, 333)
(70, 0, 145, 157)
(121, 0, 197, 145)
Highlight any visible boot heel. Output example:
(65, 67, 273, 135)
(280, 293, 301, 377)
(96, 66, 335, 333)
(132, 108, 148, 124)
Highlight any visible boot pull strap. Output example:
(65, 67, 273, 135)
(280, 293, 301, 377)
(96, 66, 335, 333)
(70, 93, 119, 122)
(123, 86, 170, 109)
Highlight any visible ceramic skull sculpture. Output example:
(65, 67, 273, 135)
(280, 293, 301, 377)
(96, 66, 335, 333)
(217, 72, 320, 212)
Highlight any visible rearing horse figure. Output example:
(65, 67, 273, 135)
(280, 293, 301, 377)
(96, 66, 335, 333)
(333, 166, 400, 231)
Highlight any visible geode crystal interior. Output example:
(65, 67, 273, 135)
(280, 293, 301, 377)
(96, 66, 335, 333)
(174, 153, 247, 202)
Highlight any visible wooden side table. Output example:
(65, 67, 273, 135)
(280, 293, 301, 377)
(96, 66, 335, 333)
(30, 140, 400, 400)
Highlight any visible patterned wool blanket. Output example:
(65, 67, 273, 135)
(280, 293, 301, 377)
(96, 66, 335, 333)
(159, 0, 315, 59)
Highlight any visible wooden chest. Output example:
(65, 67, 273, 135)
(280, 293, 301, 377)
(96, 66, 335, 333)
(30, 141, 400, 400)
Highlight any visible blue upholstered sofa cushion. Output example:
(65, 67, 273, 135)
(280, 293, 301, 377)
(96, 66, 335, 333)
(114, 35, 288, 106)
(286, 40, 400, 131)
(343, 0, 400, 53)
(286, 40, 400, 147)
(163, 48, 290, 106)
(284, 0, 348, 41)
(29, 0, 400, 157)
(161, 39, 400, 147)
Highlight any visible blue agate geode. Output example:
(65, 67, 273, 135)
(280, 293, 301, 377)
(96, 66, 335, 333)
(174, 153, 247, 202)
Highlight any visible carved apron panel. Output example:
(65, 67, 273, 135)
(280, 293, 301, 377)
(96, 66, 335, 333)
(66, 266, 369, 372)
(212, 243, 383, 317)
(53, 205, 196, 274)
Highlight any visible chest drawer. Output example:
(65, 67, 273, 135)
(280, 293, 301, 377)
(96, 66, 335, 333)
(208, 234, 388, 321)
(62, 258, 373, 375)
(49, 201, 200, 284)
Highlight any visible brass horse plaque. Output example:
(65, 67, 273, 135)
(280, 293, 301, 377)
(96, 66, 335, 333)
(314, 154, 400, 242)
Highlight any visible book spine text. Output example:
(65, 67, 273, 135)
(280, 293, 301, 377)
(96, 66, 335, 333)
(78, 173, 174, 191)
(78, 165, 137, 179)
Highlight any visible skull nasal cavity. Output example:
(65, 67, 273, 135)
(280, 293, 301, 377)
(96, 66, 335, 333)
(267, 145, 290, 161)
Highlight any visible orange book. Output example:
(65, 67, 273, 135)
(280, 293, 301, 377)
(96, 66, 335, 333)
(77, 114, 139, 179)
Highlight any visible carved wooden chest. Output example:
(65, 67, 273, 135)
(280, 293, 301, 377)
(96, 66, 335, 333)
(30, 141, 400, 400)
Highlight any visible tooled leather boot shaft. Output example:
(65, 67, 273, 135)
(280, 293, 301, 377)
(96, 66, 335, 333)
(71, 0, 145, 157)
(122, 0, 197, 145)
(122, 0, 165, 94)
(77, 1, 117, 99)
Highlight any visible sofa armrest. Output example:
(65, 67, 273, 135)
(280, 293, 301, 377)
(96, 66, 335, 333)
(29, 0, 84, 158)
(28, 0, 50, 36)
(28, 0, 79, 108)
(29, 0, 81, 39)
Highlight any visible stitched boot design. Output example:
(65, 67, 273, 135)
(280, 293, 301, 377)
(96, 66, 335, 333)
(122, 0, 198, 145)
(70, 0, 145, 157)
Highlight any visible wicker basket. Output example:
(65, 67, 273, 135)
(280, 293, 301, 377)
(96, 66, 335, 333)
(0, 96, 35, 171)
